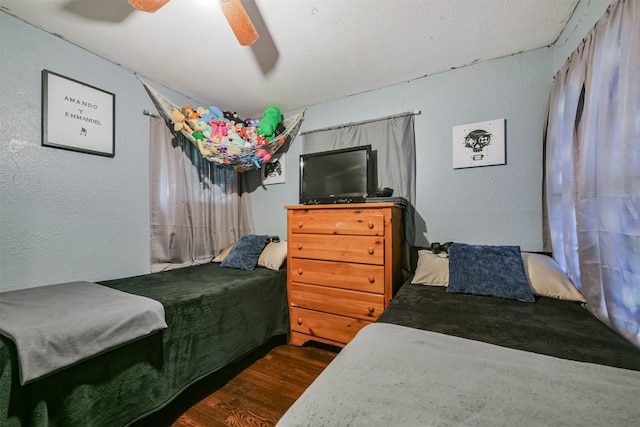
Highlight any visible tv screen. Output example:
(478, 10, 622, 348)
(299, 145, 376, 204)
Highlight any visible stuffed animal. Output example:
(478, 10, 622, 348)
(183, 105, 200, 120)
(200, 105, 224, 123)
(223, 132, 246, 147)
(189, 119, 204, 132)
(258, 106, 282, 140)
(192, 132, 216, 158)
(170, 108, 193, 133)
(246, 118, 260, 128)
(190, 120, 212, 139)
(256, 147, 272, 162)
(201, 123, 213, 139)
(210, 119, 228, 142)
(245, 127, 258, 141)
(235, 152, 262, 171)
(223, 110, 248, 127)
(232, 122, 244, 133)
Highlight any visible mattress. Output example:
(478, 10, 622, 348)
(277, 322, 640, 427)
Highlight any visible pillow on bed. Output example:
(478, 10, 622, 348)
(212, 244, 234, 263)
(257, 241, 287, 271)
(411, 250, 449, 286)
(521, 252, 585, 302)
(221, 235, 270, 270)
(447, 243, 535, 303)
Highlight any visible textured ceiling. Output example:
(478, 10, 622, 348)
(1, 0, 579, 117)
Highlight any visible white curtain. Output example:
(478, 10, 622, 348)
(149, 116, 254, 272)
(544, 0, 639, 347)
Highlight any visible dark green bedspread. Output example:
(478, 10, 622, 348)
(377, 281, 640, 370)
(0, 263, 289, 426)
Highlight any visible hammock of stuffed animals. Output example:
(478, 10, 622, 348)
(142, 82, 305, 172)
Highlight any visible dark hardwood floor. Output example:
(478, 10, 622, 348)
(134, 336, 339, 427)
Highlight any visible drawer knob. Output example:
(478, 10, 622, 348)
(368, 305, 375, 314)
(297, 317, 303, 325)
(367, 246, 374, 255)
(297, 243, 302, 250)
(297, 221, 303, 228)
(367, 221, 374, 229)
(368, 275, 375, 283)
(297, 268, 303, 275)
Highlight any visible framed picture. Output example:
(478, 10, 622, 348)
(452, 118, 505, 169)
(262, 155, 286, 185)
(42, 70, 115, 157)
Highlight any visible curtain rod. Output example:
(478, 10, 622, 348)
(143, 110, 161, 118)
(300, 110, 421, 136)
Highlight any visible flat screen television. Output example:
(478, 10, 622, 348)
(299, 145, 377, 204)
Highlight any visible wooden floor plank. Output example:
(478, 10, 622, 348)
(135, 337, 338, 427)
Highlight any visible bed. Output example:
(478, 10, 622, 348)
(277, 244, 640, 426)
(0, 260, 289, 427)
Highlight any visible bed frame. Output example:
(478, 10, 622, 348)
(0, 262, 289, 427)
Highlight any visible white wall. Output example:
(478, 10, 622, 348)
(252, 48, 553, 250)
(0, 0, 612, 291)
(251, 0, 614, 251)
(0, 13, 200, 291)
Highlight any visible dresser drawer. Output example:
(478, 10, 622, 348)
(285, 203, 404, 347)
(289, 209, 385, 236)
(290, 307, 371, 344)
(290, 282, 385, 320)
(290, 234, 384, 264)
(289, 258, 384, 293)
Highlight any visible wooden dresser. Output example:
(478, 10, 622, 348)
(285, 202, 404, 347)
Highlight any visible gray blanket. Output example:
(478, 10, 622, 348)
(0, 281, 167, 384)
(277, 323, 640, 427)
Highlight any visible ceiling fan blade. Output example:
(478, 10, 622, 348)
(219, 0, 260, 46)
(128, 0, 170, 13)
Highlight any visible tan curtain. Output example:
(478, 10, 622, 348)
(149, 116, 254, 272)
(543, 0, 639, 347)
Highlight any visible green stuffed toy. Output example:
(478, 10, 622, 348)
(258, 106, 282, 141)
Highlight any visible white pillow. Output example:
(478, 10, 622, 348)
(212, 244, 234, 263)
(521, 252, 585, 302)
(257, 241, 288, 271)
(410, 250, 586, 303)
(411, 250, 449, 286)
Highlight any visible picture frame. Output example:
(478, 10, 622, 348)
(262, 155, 286, 185)
(42, 70, 115, 157)
(452, 118, 505, 169)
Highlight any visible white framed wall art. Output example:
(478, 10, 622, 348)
(452, 119, 505, 169)
(41, 69, 115, 157)
(262, 155, 286, 185)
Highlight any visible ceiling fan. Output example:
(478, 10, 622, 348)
(128, 0, 259, 46)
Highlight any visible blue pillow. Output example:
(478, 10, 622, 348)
(221, 235, 270, 270)
(446, 243, 535, 303)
